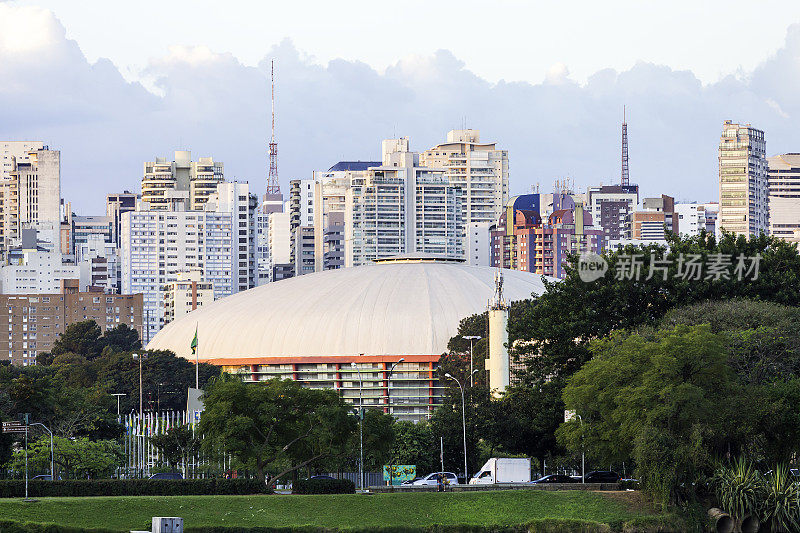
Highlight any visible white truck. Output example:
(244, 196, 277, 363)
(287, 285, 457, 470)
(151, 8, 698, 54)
(469, 458, 531, 485)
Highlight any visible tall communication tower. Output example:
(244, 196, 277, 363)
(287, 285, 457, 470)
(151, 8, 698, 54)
(621, 106, 629, 186)
(267, 60, 280, 195)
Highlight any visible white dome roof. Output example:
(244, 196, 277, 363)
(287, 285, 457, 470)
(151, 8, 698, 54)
(147, 259, 549, 360)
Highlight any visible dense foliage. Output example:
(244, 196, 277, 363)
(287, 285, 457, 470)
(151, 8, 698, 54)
(0, 478, 269, 498)
(199, 376, 357, 484)
(293, 478, 355, 494)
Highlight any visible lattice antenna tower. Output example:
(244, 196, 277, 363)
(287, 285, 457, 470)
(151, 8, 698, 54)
(267, 60, 280, 195)
(621, 105, 629, 186)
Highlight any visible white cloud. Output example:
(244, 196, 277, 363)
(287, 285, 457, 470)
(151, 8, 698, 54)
(2, 6, 800, 213)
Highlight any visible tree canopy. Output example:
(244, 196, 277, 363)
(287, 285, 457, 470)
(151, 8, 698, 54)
(199, 376, 356, 484)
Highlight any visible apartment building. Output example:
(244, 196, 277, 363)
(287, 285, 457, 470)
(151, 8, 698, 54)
(121, 205, 235, 343)
(718, 121, 768, 236)
(141, 151, 224, 211)
(345, 139, 463, 266)
(162, 271, 214, 325)
(0, 280, 142, 366)
(106, 191, 138, 247)
(586, 184, 640, 243)
(0, 147, 61, 252)
(419, 129, 509, 227)
(767, 153, 800, 242)
(632, 211, 667, 241)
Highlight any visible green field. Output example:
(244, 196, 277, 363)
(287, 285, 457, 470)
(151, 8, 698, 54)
(0, 491, 661, 532)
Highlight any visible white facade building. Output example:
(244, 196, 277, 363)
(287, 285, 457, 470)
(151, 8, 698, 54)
(1, 249, 83, 294)
(121, 206, 236, 344)
(465, 222, 491, 266)
(345, 139, 463, 267)
(718, 121, 769, 236)
(675, 203, 708, 238)
(1, 141, 44, 181)
(163, 270, 214, 325)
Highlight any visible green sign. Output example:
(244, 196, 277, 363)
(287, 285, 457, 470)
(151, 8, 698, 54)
(383, 464, 416, 485)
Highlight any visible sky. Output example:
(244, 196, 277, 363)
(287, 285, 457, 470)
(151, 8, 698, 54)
(3, 0, 800, 212)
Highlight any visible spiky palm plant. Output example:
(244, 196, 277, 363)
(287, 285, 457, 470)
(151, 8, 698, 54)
(761, 464, 800, 533)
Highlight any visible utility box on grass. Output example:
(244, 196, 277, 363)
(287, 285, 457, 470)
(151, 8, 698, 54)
(152, 517, 183, 533)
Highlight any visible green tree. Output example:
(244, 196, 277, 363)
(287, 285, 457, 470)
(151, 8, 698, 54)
(557, 324, 743, 506)
(390, 420, 438, 474)
(515, 232, 800, 384)
(102, 324, 142, 353)
(199, 376, 356, 485)
(46, 320, 104, 361)
(6, 436, 123, 479)
(149, 426, 201, 478)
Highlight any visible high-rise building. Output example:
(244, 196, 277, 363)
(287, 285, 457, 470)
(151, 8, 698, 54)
(345, 139, 463, 266)
(1, 142, 44, 181)
(491, 194, 602, 278)
(0, 229, 83, 294)
(163, 271, 214, 325)
(106, 191, 138, 247)
(465, 222, 491, 267)
(420, 129, 509, 257)
(0, 147, 61, 252)
(267, 210, 292, 282)
(718, 121, 768, 236)
(641, 195, 677, 234)
(289, 179, 316, 275)
(141, 151, 224, 211)
(586, 184, 640, 243)
(121, 197, 237, 343)
(767, 154, 800, 242)
(632, 211, 667, 241)
(675, 203, 708, 238)
(312, 162, 377, 273)
(0, 280, 142, 366)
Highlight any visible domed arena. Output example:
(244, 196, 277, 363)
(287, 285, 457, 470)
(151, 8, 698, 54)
(148, 256, 548, 420)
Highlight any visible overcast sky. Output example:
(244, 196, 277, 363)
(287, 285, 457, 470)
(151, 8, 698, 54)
(3, 0, 800, 212)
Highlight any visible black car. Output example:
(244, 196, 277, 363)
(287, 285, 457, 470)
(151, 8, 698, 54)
(309, 475, 335, 480)
(531, 474, 579, 484)
(149, 472, 183, 480)
(583, 471, 620, 483)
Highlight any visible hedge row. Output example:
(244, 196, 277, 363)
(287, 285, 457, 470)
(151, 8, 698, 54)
(0, 478, 270, 498)
(293, 478, 355, 494)
(0, 517, 691, 533)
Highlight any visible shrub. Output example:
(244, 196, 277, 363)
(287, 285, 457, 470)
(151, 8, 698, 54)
(292, 478, 355, 494)
(0, 521, 117, 533)
(711, 458, 761, 523)
(760, 465, 800, 532)
(0, 478, 270, 498)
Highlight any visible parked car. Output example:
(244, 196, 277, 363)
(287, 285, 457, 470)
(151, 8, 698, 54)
(583, 471, 620, 483)
(412, 472, 458, 486)
(531, 474, 579, 484)
(149, 472, 183, 480)
(309, 475, 335, 480)
(402, 477, 421, 485)
(31, 474, 60, 481)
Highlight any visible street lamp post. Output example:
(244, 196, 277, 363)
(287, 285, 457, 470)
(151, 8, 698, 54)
(385, 358, 405, 416)
(462, 336, 481, 387)
(29, 422, 53, 481)
(133, 352, 146, 477)
(385, 358, 404, 487)
(350, 361, 364, 491)
(111, 393, 127, 421)
(445, 372, 477, 484)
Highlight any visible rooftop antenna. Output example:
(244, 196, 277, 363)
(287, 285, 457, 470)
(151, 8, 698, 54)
(621, 105, 629, 186)
(266, 60, 280, 195)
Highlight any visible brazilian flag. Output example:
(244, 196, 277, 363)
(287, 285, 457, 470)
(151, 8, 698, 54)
(191, 326, 198, 355)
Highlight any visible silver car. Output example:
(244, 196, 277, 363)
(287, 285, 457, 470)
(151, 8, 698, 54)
(412, 472, 458, 485)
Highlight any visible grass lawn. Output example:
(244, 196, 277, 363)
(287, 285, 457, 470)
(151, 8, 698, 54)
(0, 490, 659, 531)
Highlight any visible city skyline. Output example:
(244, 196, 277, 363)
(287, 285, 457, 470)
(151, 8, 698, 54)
(4, 3, 800, 213)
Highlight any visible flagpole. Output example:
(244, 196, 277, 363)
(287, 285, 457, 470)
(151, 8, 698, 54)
(194, 323, 199, 389)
